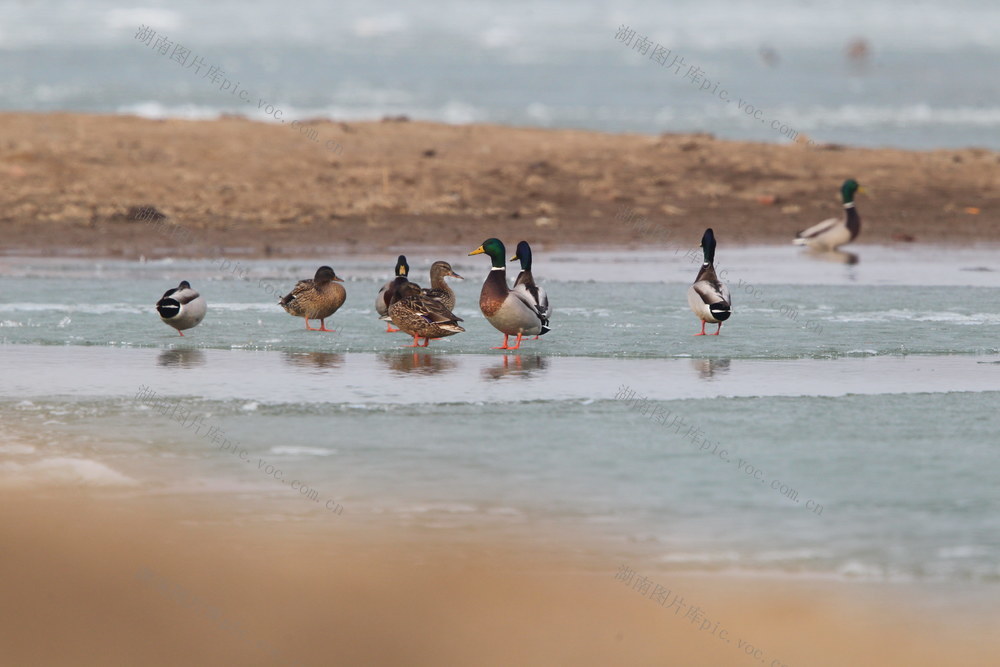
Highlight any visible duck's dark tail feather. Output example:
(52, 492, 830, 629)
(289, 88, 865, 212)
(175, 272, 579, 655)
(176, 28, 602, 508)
(710, 303, 731, 321)
(156, 299, 180, 319)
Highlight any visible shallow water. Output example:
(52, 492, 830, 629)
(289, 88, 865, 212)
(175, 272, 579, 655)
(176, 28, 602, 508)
(2, 245, 999, 357)
(1, 247, 999, 591)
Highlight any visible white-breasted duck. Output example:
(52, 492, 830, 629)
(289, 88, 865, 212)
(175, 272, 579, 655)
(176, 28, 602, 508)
(156, 280, 206, 336)
(509, 241, 550, 340)
(687, 228, 732, 336)
(794, 179, 863, 251)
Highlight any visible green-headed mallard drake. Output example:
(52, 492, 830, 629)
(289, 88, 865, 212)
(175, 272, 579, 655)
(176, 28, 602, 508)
(279, 265, 346, 332)
(510, 241, 550, 340)
(387, 282, 465, 347)
(794, 179, 863, 250)
(375, 255, 414, 333)
(469, 238, 551, 350)
(156, 280, 206, 336)
(421, 261, 463, 310)
(687, 228, 731, 336)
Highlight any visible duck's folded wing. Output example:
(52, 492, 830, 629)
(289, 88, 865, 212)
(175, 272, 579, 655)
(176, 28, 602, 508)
(511, 285, 548, 322)
(535, 285, 550, 318)
(421, 287, 448, 302)
(173, 288, 201, 305)
(692, 280, 728, 306)
(281, 279, 313, 305)
(513, 283, 543, 310)
(375, 284, 395, 317)
(413, 296, 463, 324)
(796, 217, 839, 239)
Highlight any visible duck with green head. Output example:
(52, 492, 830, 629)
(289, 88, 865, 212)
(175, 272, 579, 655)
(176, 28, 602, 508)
(794, 179, 863, 250)
(510, 241, 550, 340)
(687, 228, 731, 336)
(375, 255, 416, 332)
(469, 238, 551, 349)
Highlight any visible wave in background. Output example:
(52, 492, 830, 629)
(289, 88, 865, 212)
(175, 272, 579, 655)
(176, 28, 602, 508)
(0, 1, 999, 148)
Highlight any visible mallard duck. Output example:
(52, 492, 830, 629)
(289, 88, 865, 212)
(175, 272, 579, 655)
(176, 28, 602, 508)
(687, 228, 731, 336)
(387, 282, 465, 347)
(793, 179, 863, 250)
(375, 255, 414, 333)
(510, 241, 551, 339)
(421, 261, 463, 310)
(279, 265, 346, 332)
(469, 238, 551, 349)
(156, 280, 206, 336)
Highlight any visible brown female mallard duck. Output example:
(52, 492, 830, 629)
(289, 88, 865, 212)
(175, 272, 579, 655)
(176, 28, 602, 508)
(421, 260, 463, 310)
(375, 255, 414, 333)
(387, 282, 465, 347)
(279, 265, 346, 332)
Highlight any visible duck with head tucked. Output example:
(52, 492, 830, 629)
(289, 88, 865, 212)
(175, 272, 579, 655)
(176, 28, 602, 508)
(469, 238, 550, 350)
(375, 255, 413, 332)
(279, 265, 346, 332)
(156, 280, 206, 336)
(387, 282, 465, 348)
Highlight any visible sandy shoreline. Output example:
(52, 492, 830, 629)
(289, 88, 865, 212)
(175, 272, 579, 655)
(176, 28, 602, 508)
(5, 111, 999, 666)
(1, 491, 996, 666)
(1, 112, 998, 259)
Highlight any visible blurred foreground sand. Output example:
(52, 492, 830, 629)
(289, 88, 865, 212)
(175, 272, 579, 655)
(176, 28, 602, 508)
(1, 491, 996, 666)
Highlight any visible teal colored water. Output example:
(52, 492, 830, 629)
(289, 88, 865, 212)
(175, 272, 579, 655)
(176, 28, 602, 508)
(1, 248, 999, 589)
(2, 246, 999, 357)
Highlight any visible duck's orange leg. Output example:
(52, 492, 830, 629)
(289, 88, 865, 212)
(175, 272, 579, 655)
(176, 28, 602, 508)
(317, 318, 336, 332)
(712, 323, 722, 336)
(385, 322, 400, 332)
(404, 333, 422, 348)
(492, 334, 511, 350)
(506, 333, 525, 350)
(694, 321, 707, 336)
